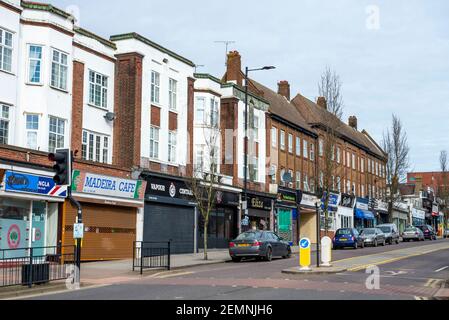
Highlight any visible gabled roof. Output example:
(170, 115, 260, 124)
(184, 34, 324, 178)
(291, 93, 386, 160)
(250, 80, 317, 138)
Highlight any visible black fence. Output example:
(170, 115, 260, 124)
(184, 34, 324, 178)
(0, 245, 76, 288)
(133, 241, 171, 274)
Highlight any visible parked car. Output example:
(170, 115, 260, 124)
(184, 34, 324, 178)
(416, 225, 437, 240)
(402, 226, 425, 242)
(360, 228, 386, 247)
(333, 228, 364, 249)
(377, 224, 400, 244)
(229, 231, 292, 262)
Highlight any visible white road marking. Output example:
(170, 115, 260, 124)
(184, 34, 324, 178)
(435, 266, 448, 273)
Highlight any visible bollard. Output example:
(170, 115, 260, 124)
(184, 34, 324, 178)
(320, 236, 332, 267)
(299, 238, 312, 271)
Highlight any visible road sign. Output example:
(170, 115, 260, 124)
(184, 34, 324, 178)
(73, 223, 84, 239)
(299, 237, 311, 271)
(321, 236, 332, 267)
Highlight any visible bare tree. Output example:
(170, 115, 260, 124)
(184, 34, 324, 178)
(438, 150, 449, 232)
(382, 114, 410, 222)
(318, 67, 344, 235)
(187, 120, 221, 260)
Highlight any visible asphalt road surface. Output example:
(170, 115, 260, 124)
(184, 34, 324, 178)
(27, 239, 449, 300)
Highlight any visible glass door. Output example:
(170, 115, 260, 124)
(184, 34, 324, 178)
(31, 201, 46, 257)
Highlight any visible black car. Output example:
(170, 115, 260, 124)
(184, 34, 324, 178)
(229, 231, 292, 262)
(416, 225, 437, 240)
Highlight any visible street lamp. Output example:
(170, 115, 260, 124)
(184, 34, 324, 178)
(242, 65, 276, 228)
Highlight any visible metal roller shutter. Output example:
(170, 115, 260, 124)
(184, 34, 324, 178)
(64, 203, 136, 261)
(143, 203, 194, 254)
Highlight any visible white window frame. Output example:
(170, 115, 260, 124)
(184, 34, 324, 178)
(296, 137, 301, 156)
(319, 139, 324, 157)
(168, 131, 177, 163)
(81, 129, 110, 164)
(28, 45, 43, 84)
(361, 158, 365, 173)
(195, 97, 206, 125)
(25, 113, 39, 150)
(0, 28, 13, 73)
(151, 70, 160, 104)
(352, 154, 356, 170)
(149, 126, 160, 159)
(303, 173, 309, 192)
(0, 104, 10, 144)
(303, 140, 308, 159)
(50, 48, 68, 91)
(195, 145, 205, 172)
(169, 78, 177, 110)
(253, 114, 259, 141)
(89, 70, 108, 109)
(310, 143, 315, 161)
(288, 133, 293, 153)
(210, 98, 219, 128)
(296, 171, 301, 190)
(271, 127, 277, 148)
(48, 116, 65, 153)
(280, 130, 285, 150)
(337, 147, 341, 164)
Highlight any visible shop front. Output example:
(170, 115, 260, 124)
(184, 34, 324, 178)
(198, 188, 240, 250)
(275, 187, 299, 246)
(142, 173, 197, 254)
(337, 193, 355, 230)
(411, 208, 425, 227)
(374, 200, 389, 225)
(354, 197, 375, 231)
(392, 202, 409, 233)
(0, 169, 66, 258)
(66, 170, 146, 261)
(241, 192, 274, 233)
(320, 192, 339, 236)
(298, 192, 319, 244)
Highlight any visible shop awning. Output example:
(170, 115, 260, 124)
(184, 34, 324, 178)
(355, 209, 375, 220)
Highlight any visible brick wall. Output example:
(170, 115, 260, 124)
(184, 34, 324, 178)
(71, 60, 84, 153)
(113, 52, 144, 169)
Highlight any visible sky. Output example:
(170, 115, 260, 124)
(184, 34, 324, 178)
(51, 0, 449, 172)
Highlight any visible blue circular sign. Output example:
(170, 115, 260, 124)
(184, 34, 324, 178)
(300, 238, 310, 249)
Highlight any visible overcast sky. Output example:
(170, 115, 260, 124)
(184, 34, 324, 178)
(52, 0, 449, 172)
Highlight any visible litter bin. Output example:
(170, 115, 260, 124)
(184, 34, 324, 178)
(21, 263, 50, 286)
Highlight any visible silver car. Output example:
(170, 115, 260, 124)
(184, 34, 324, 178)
(402, 226, 425, 242)
(360, 228, 386, 247)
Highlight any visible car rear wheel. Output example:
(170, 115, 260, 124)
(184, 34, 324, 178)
(265, 247, 273, 262)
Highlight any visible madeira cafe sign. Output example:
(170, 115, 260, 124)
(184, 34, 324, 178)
(71, 170, 146, 200)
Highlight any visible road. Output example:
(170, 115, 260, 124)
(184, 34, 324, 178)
(26, 239, 449, 300)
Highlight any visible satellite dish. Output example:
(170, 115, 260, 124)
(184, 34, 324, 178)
(104, 112, 116, 122)
(268, 166, 276, 177)
(282, 171, 292, 183)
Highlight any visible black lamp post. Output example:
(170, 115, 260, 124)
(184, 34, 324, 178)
(242, 66, 275, 226)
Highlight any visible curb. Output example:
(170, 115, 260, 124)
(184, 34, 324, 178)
(282, 267, 347, 275)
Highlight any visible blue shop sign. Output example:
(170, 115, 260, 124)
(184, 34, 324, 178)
(3, 171, 67, 198)
(321, 192, 339, 212)
(355, 197, 375, 220)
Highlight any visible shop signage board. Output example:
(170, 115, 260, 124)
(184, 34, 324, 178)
(277, 187, 298, 205)
(248, 195, 272, 211)
(411, 208, 425, 220)
(356, 197, 369, 210)
(145, 176, 193, 200)
(72, 170, 146, 200)
(3, 170, 67, 197)
(340, 194, 355, 208)
(300, 193, 319, 208)
(321, 192, 339, 212)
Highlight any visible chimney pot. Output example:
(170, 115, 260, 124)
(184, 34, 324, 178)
(348, 116, 358, 130)
(317, 97, 327, 109)
(226, 51, 243, 86)
(277, 80, 290, 101)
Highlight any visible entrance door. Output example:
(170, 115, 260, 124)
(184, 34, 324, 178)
(278, 209, 292, 244)
(31, 201, 46, 257)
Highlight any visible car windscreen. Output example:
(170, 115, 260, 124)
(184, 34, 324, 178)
(336, 229, 352, 236)
(236, 232, 262, 241)
(361, 229, 376, 235)
(378, 227, 391, 233)
(405, 227, 416, 232)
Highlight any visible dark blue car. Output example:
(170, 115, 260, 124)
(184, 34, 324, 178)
(333, 228, 365, 249)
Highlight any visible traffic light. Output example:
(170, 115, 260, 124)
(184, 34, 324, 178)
(48, 148, 72, 186)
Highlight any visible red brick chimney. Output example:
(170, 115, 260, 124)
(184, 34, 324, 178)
(226, 51, 243, 86)
(348, 116, 358, 130)
(317, 96, 327, 109)
(278, 81, 290, 101)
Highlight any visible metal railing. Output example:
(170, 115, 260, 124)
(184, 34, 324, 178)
(0, 245, 76, 288)
(132, 241, 171, 274)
